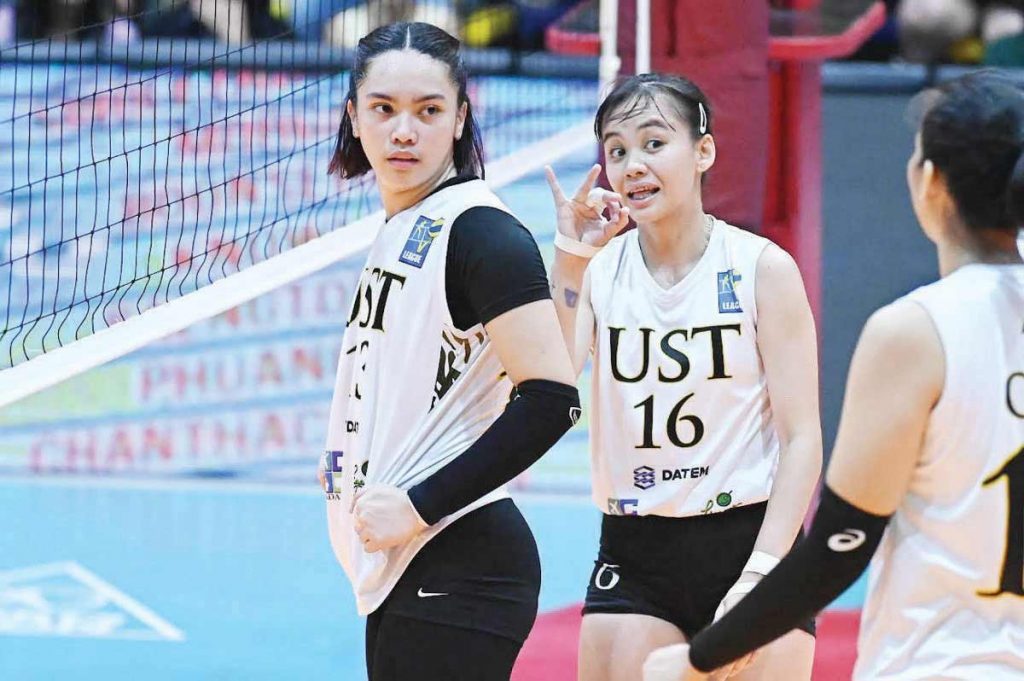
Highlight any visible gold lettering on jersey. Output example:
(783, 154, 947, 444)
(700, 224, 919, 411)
(978, 444, 1024, 597)
(659, 329, 690, 382)
(1008, 372, 1024, 419)
(431, 330, 484, 410)
(608, 324, 741, 384)
(608, 327, 654, 382)
(341, 267, 405, 403)
(344, 340, 369, 400)
(691, 325, 741, 379)
(347, 267, 406, 333)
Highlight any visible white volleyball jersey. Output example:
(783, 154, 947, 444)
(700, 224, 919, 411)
(855, 264, 1024, 681)
(323, 180, 514, 616)
(588, 219, 779, 518)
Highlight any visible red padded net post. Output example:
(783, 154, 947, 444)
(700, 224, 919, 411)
(763, 0, 885, 320)
(619, 0, 885, 321)
(618, 0, 771, 233)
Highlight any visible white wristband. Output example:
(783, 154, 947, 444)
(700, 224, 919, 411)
(714, 580, 759, 621)
(554, 231, 602, 259)
(742, 550, 781, 576)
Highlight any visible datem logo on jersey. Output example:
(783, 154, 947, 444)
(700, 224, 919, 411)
(399, 215, 445, 268)
(633, 465, 656, 490)
(717, 269, 742, 313)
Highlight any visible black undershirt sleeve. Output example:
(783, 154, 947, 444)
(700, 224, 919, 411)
(407, 206, 577, 526)
(445, 206, 551, 330)
(687, 486, 891, 672)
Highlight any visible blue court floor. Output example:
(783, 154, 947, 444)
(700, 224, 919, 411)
(0, 476, 598, 679)
(0, 475, 867, 680)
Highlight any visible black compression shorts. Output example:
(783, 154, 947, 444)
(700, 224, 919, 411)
(582, 502, 817, 640)
(366, 498, 541, 680)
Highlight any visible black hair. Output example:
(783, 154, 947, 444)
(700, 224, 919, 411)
(914, 71, 1024, 233)
(327, 22, 485, 179)
(594, 73, 712, 142)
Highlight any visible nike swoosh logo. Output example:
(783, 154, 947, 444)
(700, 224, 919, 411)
(417, 588, 449, 598)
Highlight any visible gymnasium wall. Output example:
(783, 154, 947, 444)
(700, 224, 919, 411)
(820, 64, 953, 454)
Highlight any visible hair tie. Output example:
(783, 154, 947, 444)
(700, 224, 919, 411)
(698, 102, 708, 135)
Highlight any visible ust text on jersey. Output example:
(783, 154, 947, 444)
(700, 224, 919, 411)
(608, 323, 740, 450)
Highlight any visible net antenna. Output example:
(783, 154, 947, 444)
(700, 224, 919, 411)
(0, 7, 606, 409)
(635, 0, 651, 75)
(599, 0, 621, 95)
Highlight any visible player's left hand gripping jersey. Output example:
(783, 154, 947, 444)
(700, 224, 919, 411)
(588, 219, 780, 518)
(323, 180, 516, 615)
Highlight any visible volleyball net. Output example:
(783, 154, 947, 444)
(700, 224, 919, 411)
(0, 0, 612, 409)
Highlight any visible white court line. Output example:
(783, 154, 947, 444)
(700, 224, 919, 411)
(62, 563, 185, 642)
(0, 561, 186, 641)
(0, 473, 321, 496)
(0, 560, 77, 583)
(0, 629, 177, 642)
(0, 472, 594, 506)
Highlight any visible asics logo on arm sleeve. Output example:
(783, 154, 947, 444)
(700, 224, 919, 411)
(828, 529, 867, 552)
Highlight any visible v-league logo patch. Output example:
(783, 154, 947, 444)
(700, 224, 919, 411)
(399, 216, 445, 268)
(717, 269, 742, 313)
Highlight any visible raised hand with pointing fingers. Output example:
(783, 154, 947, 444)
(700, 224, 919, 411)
(545, 163, 630, 256)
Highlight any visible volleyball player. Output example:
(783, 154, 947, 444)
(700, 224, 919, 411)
(546, 73, 821, 680)
(319, 22, 580, 681)
(643, 71, 1024, 680)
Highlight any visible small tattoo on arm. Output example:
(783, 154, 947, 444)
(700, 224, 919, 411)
(564, 288, 579, 308)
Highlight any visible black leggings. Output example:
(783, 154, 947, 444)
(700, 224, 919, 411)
(365, 612, 523, 681)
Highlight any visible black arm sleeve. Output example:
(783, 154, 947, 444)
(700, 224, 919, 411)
(411, 207, 572, 525)
(408, 379, 580, 526)
(688, 486, 891, 672)
(446, 206, 551, 330)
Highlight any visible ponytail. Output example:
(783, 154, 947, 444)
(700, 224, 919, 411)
(917, 72, 1024, 234)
